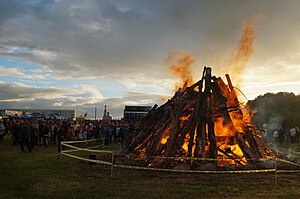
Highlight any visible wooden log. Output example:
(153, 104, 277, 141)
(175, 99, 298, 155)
(147, 121, 171, 155)
(210, 81, 234, 126)
(163, 95, 184, 158)
(212, 76, 231, 100)
(236, 132, 254, 162)
(194, 115, 206, 158)
(245, 128, 262, 158)
(133, 112, 170, 151)
(194, 88, 206, 158)
(204, 67, 217, 160)
(225, 74, 240, 107)
(122, 108, 169, 153)
(217, 147, 244, 166)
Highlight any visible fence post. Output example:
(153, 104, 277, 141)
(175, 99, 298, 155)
(111, 152, 114, 177)
(60, 142, 63, 160)
(274, 156, 277, 185)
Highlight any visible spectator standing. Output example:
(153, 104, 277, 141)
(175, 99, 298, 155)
(295, 127, 300, 143)
(0, 120, 5, 143)
(273, 130, 279, 142)
(12, 120, 20, 145)
(20, 121, 32, 152)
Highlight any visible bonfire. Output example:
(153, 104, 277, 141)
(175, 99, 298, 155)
(120, 66, 285, 170)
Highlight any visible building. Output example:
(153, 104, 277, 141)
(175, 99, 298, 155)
(123, 105, 152, 120)
(102, 105, 112, 124)
(0, 109, 76, 120)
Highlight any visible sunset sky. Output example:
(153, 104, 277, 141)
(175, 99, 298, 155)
(0, 0, 299, 118)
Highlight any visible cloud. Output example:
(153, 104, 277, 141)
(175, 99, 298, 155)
(0, 0, 284, 80)
(0, 0, 300, 117)
(0, 80, 165, 119)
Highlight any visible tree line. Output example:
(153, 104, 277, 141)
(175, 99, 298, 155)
(247, 92, 300, 129)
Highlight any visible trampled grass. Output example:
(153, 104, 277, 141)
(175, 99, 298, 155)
(0, 135, 300, 199)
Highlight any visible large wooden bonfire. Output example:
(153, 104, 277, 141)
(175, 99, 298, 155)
(121, 67, 274, 169)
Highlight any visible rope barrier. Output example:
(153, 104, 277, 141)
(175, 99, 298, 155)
(61, 139, 102, 144)
(276, 170, 300, 173)
(63, 144, 104, 153)
(145, 155, 270, 162)
(276, 158, 300, 167)
(115, 153, 273, 162)
(113, 164, 276, 174)
(60, 139, 300, 175)
(61, 142, 113, 154)
(61, 151, 112, 165)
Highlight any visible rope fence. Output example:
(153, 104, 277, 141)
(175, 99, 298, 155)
(60, 139, 300, 184)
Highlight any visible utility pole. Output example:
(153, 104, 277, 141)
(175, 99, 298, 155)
(94, 106, 97, 120)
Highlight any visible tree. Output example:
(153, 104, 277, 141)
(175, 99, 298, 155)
(247, 92, 300, 129)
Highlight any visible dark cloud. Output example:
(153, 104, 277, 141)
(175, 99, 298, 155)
(0, 0, 289, 79)
(0, 0, 300, 117)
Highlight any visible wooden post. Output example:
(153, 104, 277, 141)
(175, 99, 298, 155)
(111, 152, 114, 177)
(204, 67, 217, 160)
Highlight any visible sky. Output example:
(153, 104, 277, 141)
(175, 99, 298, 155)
(0, 0, 299, 119)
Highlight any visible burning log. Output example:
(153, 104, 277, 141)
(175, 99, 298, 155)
(121, 66, 276, 170)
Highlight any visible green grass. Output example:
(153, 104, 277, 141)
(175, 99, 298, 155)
(0, 135, 300, 199)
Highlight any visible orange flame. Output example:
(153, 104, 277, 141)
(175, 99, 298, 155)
(227, 20, 256, 87)
(166, 51, 195, 91)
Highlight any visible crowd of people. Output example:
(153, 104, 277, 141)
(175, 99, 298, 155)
(0, 118, 138, 152)
(272, 127, 300, 144)
(261, 125, 300, 144)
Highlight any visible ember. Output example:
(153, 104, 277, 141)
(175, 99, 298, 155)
(121, 67, 276, 170)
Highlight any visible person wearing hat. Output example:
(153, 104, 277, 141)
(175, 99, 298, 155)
(0, 120, 5, 143)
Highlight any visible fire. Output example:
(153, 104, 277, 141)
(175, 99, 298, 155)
(214, 117, 235, 137)
(166, 51, 195, 91)
(122, 66, 273, 170)
(181, 133, 190, 153)
(160, 136, 169, 145)
(159, 126, 171, 145)
(180, 114, 191, 121)
(227, 20, 256, 88)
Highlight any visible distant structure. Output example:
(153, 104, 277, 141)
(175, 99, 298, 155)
(0, 109, 76, 119)
(123, 105, 152, 121)
(102, 105, 112, 124)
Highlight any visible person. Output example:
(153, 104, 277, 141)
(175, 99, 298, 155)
(104, 126, 111, 145)
(278, 128, 284, 143)
(290, 127, 297, 144)
(0, 120, 5, 143)
(20, 121, 32, 152)
(273, 130, 279, 142)
(12, 120, 20, 145)
(57, 122, 66, 152)
(295, 127, 300, 143)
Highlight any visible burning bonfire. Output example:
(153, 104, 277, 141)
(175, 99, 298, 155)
(120, 67, 298, 170)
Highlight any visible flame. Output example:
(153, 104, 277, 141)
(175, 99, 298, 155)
(181, 133, 190, 153)
(135, 148, 147, 160)
(161, 136, 169, 145)
(180, 114, 191, 121)
(227, 20, 256, 88)
(166, 51, 195, 91)
(214, 117, 235, 137)
(159, 126, 171, 145)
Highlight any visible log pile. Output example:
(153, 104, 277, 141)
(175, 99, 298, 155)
(121, 67, 276, 169)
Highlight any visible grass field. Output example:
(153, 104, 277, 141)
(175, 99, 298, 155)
(0, 135, 300, 199)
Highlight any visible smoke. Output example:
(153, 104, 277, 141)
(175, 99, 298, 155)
(166, 51, 195, 91)
(227, 20, 256, 88)
(267, 115, 284, 131)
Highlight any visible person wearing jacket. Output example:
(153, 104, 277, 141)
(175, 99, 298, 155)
(20, 121, 32, 152)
